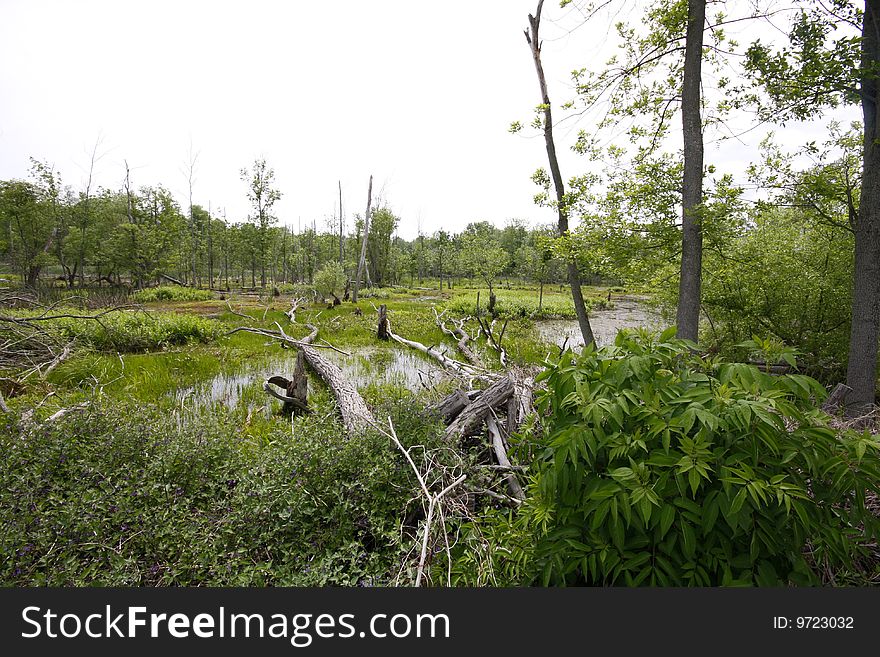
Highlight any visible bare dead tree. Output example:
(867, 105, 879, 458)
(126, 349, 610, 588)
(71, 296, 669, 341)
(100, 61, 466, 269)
(352, 175, 373, 304)
(525, 1, 596, 347)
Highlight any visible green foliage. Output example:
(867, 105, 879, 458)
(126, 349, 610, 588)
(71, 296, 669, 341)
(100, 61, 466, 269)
(312, 261, 347, 299)
(35, 309, 222, 352)
(0, 394, 444, 585)
(453, 330, 880, 586)
(133, 285, 215, 303)
(445, 289, 610, 320)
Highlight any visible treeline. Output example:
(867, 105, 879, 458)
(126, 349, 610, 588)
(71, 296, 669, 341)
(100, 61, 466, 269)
(0, 159, 575, 293)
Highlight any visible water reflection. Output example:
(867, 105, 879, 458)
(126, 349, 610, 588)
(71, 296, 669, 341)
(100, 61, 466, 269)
(174, 346, 447, 411)
(536, 299, 665, 349)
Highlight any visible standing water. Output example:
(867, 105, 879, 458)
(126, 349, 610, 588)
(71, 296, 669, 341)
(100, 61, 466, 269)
(536, 298, 665, 350)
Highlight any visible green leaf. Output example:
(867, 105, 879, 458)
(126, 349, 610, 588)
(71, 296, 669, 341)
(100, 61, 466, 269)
(658, 505, 676, 539)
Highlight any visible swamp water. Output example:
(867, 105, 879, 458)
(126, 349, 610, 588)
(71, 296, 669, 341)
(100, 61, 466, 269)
(174, 346, 448, 413)
(536, 298, 665, 350)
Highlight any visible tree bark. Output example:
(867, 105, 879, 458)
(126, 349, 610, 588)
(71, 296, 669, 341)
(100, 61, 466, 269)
(298, 324, 375, 434)
(525, 1, 596, 347)
(675, 0, 706, 342)
(377, 304, 389, 340)
(445, 375, 515, 441)
(266, 350, 309, 417)
(429, 389, 471, 424)
(845, 0, 880, 415)
(352, 175, 372, 304)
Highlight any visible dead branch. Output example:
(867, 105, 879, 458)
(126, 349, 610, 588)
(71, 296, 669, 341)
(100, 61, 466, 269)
(487, 416, 525, 502)
(384, 312, 486, 381)
(383, 416, 467, 587)
(477, 315, 508, 368)
(225, 299, 252, 321)
(433, 309, 484, 367)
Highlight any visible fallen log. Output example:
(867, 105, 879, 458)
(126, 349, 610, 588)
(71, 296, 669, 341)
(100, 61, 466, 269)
(297, 324, 375, 434)
(445, 375, 515, 441)
(385, 314, 484, 380)
(487, 416, 525, 502)
(433, 309, 483, 367)
(160, 273, 186, 287)
(429, 389, 470, 425)
(232, 322, 372, 434)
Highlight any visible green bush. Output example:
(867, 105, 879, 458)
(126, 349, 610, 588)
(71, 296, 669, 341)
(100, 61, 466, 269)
(0, 395, 443, 585)
(445, 291, 610, 320)
(699, 209, 853, 381)
(452, 329, 880, 586)
(53, 311, 222, 351)
(133, 286, 215, 303)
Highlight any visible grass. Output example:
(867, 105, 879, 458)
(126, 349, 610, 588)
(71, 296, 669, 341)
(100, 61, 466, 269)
(10, 284, 626, 406)
(133, 285, 215, 303)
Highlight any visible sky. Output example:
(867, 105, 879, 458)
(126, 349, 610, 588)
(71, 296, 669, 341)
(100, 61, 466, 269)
(0, 0, 860, 240)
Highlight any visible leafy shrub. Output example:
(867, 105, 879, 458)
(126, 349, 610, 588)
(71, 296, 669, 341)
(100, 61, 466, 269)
(452, 329, 880, 586)
(0, 396, 444, 585)
(699, 209, 853, 381)
(445, 291, 611, 320)
(133, 286, 215, 303)
(53, 311, 222, 351)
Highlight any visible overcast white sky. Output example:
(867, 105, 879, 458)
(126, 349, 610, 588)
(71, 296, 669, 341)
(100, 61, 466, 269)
(0, 0, 859, 240)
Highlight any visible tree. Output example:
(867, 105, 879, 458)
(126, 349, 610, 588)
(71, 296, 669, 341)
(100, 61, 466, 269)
(241, 158, 281, 289)
(745, 0, 879, 413)
(367, 207, 399, 286)
(353, 175, 373, 303)
(0, 180, 49, 287)
(676, 0, 706, 341)
(524, 0, 597, 345)
(314, 260, 347, 303)
(460, 222, 509, 315)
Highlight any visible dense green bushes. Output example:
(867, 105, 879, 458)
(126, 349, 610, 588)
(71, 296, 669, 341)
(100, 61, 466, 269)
(51, 311, 222, 351)
(445, 290, 610, 320)
(701, 209, 853, 381)
(0, 395, 443, 585)
(450, 330, 880, 586)
(133, 285, 215, 303)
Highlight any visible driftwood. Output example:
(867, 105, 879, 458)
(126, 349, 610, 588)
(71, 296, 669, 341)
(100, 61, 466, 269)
(429, 389, 470, 425)
(297, 324, 375, 434)
(487, 416, 525, 502)
(445, 375, 515, 441)
(434, 309, 483, 367)
(265, 350, 309, 417)
(384, 313, 483, 380)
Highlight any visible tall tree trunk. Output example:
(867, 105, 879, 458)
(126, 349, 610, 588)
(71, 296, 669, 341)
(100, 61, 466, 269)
(845, 0, 880, 415)
(353, 175, 373, 303)
(675, 0, 706, 342)
(339, 180, 345, 265)
(525, 1, 596, 346)
(207, 202, 214, 290)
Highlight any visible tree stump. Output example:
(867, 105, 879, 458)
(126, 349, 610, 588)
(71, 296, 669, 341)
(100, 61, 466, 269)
(377, 304, 389, 340)
(266, 350, 309, 417)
